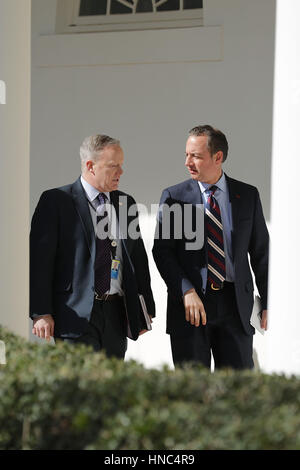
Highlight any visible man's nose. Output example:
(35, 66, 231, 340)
(185, 155, 191, 166)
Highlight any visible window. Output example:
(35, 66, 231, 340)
(79, 0, 203, 15)
(56, 0, 203, 33)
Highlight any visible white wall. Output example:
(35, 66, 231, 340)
(30, 0, 275, 369)
(0, 0, 31, 339)
(265, 0, 300, 375)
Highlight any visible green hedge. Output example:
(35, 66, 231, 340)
(0, 325, 300, 450)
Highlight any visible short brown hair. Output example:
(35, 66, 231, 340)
(188, 125, 228, 162)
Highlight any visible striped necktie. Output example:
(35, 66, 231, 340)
(94, 193, 111, 297)
(206, 185, 226, 290)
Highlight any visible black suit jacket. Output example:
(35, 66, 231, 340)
(30, 178, 155, 340)
(152, 174, 269, 336)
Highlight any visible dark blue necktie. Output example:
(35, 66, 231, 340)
(94, 193, 111, 297)
(206, 185, 226, 289)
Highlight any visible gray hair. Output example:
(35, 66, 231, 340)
(80, 134, 120, 171)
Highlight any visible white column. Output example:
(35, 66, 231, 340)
(0, 1, 31, 338)
(266, 0, 300, 374)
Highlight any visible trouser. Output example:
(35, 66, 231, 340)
(170, 282, 254, 370)
(57, 295, 127, 359)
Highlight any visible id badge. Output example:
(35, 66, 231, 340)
(111, 259, 120, 280)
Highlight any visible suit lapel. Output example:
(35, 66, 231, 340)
(225, 173, 241, 260)
(109, 190, 121, 221)
(183, 179, 206, 257)
(71, 178, 95, 257)
(110, 191, 132, 256)
(185, 179, 203, 205)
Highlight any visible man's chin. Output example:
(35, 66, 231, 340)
(110, 182, 120, 191)
(189, 172, 200, 180)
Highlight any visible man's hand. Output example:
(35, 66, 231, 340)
(183, 289, 207, 327)
(32, 315, 55, 341)
(260, 309, 268, 330)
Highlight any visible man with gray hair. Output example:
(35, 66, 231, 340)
(30, 134, 155, 358)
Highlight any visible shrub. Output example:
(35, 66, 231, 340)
(0, 325, 300, 450)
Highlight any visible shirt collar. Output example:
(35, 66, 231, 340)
(80, 175, 110, 203)
(198, 172, 226, 194)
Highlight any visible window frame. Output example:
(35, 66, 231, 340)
(56, 0, 203, 33)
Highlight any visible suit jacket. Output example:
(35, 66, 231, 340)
(30, 177, 155, 340)
(152, 174, 269, 336)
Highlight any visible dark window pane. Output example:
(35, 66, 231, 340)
(157, 0, 179, 12)
(136, 0, 153, 13)
(183, 0, 203, 9)
(79, 0, 107, 16)
(111, 0, 132, 14)
(79, 0, 203, 16)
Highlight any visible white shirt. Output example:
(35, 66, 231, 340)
(80, 176, 123, 296)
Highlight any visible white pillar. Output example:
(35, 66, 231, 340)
(0, 1, 31, 338)
(266, 0, 300, 374)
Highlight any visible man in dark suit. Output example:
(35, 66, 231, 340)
(153, 125, 268, 370)
(30, 134, 155, 358)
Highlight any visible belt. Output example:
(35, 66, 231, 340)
(207, 281, 234, 291)
(94, 293, 121, 301)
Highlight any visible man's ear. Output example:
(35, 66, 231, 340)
(214, 151, 224, 165)
(86, 160, 94, 174)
